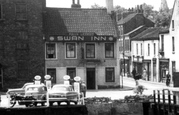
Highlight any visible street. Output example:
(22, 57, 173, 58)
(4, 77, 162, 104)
(0, 77, 174, 107)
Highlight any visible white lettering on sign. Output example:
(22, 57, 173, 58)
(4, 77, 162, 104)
(91, 36, 106, 41)
(63, 36, 85, 41)
(52, 36, 114, 42)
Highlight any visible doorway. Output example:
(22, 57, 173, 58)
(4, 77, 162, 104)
(86, 68, 95, 89)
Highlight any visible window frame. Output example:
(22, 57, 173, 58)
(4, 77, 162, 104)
(45, 42, 57, 60)
(65, 43, 77, 59)
(15, 3, 27, 20)
(0, 4, 3, 20)
(105, 67, 115, 82)
(105, 43, 114, 58)
(148, 44, 150, 56)
(47, 68, 56, 84)
(66, 68, 76, 79)
(172, 37, 175, 52)
(86, 43, 95, 58)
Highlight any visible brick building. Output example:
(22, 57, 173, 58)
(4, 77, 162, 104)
(0, 0, 46, 89)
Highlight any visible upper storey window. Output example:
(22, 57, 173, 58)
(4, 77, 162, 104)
(16, 3, 27, 20)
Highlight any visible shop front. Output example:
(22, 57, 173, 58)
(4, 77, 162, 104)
(132, 56, 143, 75)
(159, 58, 169, 83)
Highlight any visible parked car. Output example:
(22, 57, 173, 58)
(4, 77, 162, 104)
(6, 82, 34, 97)
(22, 84, 47, 106)
(48, 84, 79, 106)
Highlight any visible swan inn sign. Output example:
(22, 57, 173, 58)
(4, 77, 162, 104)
(46, 35, 116, 42)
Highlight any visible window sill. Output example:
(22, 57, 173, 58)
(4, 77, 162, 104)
(45, 58, 57, 60)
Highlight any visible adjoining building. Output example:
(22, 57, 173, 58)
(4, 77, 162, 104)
(0, 0, 46, 89)
(131, 27, 167, 82)
(43, 0, 120, 89)
(116, 6, 154, 77)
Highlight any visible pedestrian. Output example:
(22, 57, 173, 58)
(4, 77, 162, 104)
(142, 68, 147, 81)
(132, 67, 138, 86)
(166, 71, 171, 86)
(80, 81, 87, 97)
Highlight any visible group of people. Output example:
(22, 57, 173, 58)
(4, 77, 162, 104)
(132, 67, 171, 86)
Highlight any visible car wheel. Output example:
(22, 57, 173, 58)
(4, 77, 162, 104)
(57, 102, 61, 106)
(25, 104, 29, 107)
(66, 101, 70, 105)
(50, 102, 53, 106)
(41, 102, 45, 106)
(34, 102, 37, 106)
(74, 101, 77, 105)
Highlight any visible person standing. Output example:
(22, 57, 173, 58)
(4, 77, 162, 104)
(166, 71, 171, 86)
(142, 68, 147, 81)
(132, 68, 138, 86)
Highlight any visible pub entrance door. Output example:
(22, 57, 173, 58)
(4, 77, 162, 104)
(86, 68, 95, 89)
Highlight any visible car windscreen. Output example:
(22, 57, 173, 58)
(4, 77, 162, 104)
(26, 87, 38, 91)
(52, 86, 69, 91)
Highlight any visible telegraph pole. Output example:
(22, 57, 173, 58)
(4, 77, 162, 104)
(122, 11, 125, 88)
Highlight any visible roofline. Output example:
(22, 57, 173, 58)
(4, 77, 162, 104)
(169, 0, 176, 28)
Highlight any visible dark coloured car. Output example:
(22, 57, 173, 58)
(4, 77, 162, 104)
(20, 84, 47, 107)
(6, 82, 34, 97)
(48, 84, 78, 106)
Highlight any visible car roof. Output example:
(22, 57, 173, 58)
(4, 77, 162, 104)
(26, 84, 46, 88)
(53, 84, 72, 87)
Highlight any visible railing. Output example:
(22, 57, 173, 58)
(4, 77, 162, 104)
(152, 89, 178, 115)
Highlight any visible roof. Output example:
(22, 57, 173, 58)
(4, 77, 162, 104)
(117, 13, 138, 25)
(43, 8, 117, 37)
(131, 27, 164, 41)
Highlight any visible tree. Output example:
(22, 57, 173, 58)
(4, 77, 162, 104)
(91, 3, 105, 9)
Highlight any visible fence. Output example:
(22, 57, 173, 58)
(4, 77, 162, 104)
(150, 89, 179, 115)
(0, 105, 88, 115)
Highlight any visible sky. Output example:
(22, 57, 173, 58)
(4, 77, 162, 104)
(46, 0, 175, 11)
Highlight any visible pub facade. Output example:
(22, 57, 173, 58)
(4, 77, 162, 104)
(43, 1, 120, 89)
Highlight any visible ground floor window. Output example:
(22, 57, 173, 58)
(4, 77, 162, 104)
(105, 67, 115, 82)
(67, 68, 76, 79)
(47, 68, 56, 84)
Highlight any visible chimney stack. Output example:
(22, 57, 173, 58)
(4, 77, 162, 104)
(106, 0, 114, 14)
(71, 0, 81, 8)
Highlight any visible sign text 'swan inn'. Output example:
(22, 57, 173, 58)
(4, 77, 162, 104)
(46, 35, 116, 42)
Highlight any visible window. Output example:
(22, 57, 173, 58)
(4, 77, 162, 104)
(47, 68, 56, 84)
(141, 43, 142, 55)
(19, 31, 28, 39)
(161, 35, 164, 51)
(154, 43, 156, 55)
(66, 43, 76, 58)
(46, 43, 56, 59)
(105, 43, 114, 58)
(67, 68, 76, 79)
(172, 37, 175, 52)
(106, 67, 115, 82)
(0, 4, 3, 19)
(148, 44, 150, 56)
(86, 43, 95, 58)
(172, 20, 174, 30)
(136, 43, 138, 55)
(17, 60, 28, 79)
(16, 3, 27, 20)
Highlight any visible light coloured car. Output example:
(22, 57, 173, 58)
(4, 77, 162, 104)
(48, 84, 78, 106)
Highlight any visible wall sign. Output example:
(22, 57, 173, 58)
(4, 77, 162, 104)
(46, 35, 115, 42)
